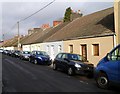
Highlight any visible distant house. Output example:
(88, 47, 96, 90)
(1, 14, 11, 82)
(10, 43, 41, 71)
(2, 36, 19, 50)
(21, 28, 44, 51)
(31, 14, 82, 60)
(2, 35, 26, 50)
(45, 7, 115, 66)
(33, 22, 70, 60)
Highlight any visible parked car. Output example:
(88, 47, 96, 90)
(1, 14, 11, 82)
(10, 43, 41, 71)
(95, 44, 120, 89)
(7, 50, 14, 56)
(19, 51, 31, 60)
(0, 49, 3, 53)
(29, 51, 52, 65)
(3, 50, 9, 55)
(53, 53, 94, 76)
(12, 50, 21, 57)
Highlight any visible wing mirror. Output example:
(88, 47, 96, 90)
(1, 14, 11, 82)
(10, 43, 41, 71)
(106, 53, 111, 60)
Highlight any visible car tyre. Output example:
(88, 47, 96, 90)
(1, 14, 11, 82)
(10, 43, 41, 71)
(53, 63, 57, 70)
(34, 59, 38, 64)
(68, 67, 74, 76)
(29, 58, 31, 62)
(96, 72, 109, 89)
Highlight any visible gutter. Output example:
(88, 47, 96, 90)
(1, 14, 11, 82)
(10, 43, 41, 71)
(113, 33, 117, 48)
(63, 33, 115, 41)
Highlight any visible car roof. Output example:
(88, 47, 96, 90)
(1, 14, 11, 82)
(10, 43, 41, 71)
(58, 52, 81, 56)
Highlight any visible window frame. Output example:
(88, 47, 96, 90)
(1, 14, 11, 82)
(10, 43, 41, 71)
(92, 44, 99, 56)
(69, 45, 73, 53)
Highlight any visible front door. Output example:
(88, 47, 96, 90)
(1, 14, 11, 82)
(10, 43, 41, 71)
(81, 44, 87, 60)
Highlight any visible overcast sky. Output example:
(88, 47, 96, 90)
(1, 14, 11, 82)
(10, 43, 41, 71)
(0, 0, 114, 41)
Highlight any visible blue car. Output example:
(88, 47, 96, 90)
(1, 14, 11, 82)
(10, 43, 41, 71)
(29, 51, 52, 65)
(95, 44, 120, 89)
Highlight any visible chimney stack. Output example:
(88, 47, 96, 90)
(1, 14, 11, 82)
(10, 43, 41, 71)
(114, 0, 120, 45)
(41, 23, 50, 29)
(77, 10, 81, 14)
(53, 21, 62, 27)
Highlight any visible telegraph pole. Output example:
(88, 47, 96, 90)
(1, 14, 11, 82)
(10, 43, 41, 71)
(2, 34, 4, 50)
(17, 21, 20, 50)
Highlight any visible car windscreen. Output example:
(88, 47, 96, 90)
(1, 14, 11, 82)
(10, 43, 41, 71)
(36, 51, 48, 56)
(23, 51, 30, 54)
(15, 51, 20, 53)
(68, 54, 85, 61)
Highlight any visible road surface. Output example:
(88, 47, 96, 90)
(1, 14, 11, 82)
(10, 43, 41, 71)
(2, 54, 119, 93)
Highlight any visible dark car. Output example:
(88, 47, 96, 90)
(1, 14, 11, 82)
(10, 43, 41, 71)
(3, 50, 9, 55)
(12, 50, 21, 57)
(7, 50, 14, 56)
(53, 53, 94, 76)
(0, 49, 3, 53)
(95, 44, 120, 89)
(19, 51, 31, 60)
(29, 51, 52, 65)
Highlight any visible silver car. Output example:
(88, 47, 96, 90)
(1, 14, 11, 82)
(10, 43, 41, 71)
(19, 51, 31, 60)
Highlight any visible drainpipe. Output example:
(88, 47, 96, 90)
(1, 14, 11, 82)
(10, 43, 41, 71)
(114, 0, 120, 45)
(113, 34, 117, 48)
(30, 44, 31, 52)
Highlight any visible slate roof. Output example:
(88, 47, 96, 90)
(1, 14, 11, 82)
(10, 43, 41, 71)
(44, 7, 115, 42)
(21, 28, 52, 45)
(3, 36, 19, 47)
(34, 22, 70, 44)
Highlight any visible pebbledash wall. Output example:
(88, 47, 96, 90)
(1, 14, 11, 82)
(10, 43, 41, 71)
(22, 36, 114, 66)
(23, 41, 64, 60)
(3, 46, 18, 50)
(63, 36, 114, 66)
(42, 41, 63, 60)
(114, 0, 120, 45)
(22, 45, 31, 51)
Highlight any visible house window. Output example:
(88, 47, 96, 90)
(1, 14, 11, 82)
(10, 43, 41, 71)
(93, 44, 99, 56)
(69, 45, 73, 53)
(58, 45, 62, 53)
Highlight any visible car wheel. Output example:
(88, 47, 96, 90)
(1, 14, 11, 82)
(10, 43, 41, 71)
(68, 67, 74, 76)
(29, 58, 31, 62)
(53, 63, 57, 70)
(34, 59, 38, 64)
(96, 73, 109, 89)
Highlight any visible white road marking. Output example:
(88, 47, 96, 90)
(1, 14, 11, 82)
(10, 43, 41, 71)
(4, 59, 37, 80)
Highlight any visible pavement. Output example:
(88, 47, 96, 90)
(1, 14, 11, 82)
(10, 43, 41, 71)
(2, 54, 119, 93)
